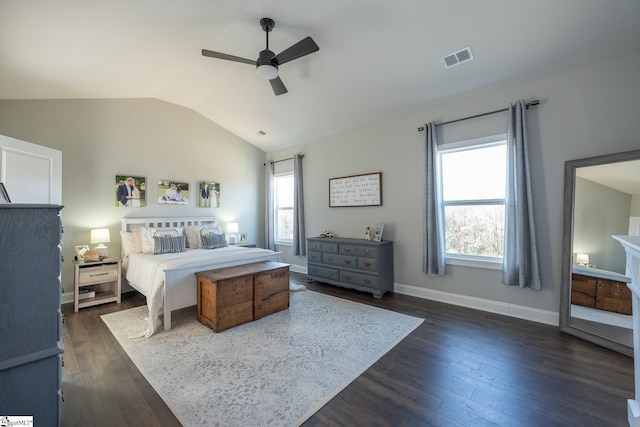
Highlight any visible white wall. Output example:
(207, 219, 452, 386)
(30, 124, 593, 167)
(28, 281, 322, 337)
(0, 99, 266, 294)
(269, 50, 640, 316)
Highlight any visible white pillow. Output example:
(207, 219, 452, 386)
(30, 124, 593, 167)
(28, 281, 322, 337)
(132, 228, 143, 253)
(120, 231, 137, 257)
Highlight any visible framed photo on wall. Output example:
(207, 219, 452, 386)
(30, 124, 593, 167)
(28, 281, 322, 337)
(115, 175, 146, 207)
(198, 181, 220, 208)
(158, 180, 189, 205)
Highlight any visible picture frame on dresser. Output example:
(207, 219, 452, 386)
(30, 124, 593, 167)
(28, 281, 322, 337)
(74, 244, 89, 261)
(373, 223, 384, 242)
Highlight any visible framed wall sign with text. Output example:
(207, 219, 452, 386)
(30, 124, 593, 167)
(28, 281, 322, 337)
(329, 172, 382, 207)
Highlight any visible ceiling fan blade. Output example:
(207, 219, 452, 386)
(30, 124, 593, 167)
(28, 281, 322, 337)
(272, 36, 319, 66)
(269, 76, 288, 96)
(201, 49, 255, 65)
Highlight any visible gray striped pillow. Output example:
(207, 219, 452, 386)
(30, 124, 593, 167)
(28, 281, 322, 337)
(153, 235, 186, 254)
(201, 233, 228, 249)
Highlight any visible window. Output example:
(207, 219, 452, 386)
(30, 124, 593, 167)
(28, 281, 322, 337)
(439, 135, 506, 265)
(274, 173, 294, 243)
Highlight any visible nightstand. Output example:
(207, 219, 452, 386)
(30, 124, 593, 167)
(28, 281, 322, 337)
(74, 257, 121, 312)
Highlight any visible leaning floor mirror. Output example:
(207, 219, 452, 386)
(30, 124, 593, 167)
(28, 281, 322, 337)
(560, 149, 640, 356)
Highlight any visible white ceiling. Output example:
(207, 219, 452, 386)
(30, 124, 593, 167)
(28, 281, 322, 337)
(577, 159, 640, 196)
(2, 1, 640, 152)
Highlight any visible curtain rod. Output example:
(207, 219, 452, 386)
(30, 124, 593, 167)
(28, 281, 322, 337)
(263, 154, 304, 165)
(417, 99, 540, 132)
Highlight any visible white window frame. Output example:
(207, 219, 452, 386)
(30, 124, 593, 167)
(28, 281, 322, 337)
(438, 134, 507, 270)
(273, 171, 294, 246)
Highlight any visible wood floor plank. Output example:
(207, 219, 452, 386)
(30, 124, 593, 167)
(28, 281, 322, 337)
(60, 272, 634, 426)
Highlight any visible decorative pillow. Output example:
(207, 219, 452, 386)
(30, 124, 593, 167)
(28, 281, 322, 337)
(153, 235, 186, 254)
(140, 227, 183, 253)
(154, 228, 181, 237)
(120, 231, 137, 257)
(201, 233, 228, 249)
(200, 226, 223, 236)
(132, 228, 143, 253)
(183, 226, 202, 249)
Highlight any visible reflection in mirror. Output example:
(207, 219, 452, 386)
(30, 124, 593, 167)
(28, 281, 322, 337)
(560, 149, 640, 356)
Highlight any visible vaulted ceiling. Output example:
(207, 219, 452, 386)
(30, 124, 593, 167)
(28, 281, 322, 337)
(2, 1, 640, 152)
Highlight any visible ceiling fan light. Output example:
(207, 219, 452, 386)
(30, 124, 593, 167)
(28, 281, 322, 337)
(257, 64, 278, 80)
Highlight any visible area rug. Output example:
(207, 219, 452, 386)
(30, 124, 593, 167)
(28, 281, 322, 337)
(101, 290, 423, 427)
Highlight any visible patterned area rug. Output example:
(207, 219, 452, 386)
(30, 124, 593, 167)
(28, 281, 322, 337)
(101, 290, 423, 427)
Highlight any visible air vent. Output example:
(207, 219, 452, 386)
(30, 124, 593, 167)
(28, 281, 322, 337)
(442, 46, 474, 69)
(257, 130, 266, 136)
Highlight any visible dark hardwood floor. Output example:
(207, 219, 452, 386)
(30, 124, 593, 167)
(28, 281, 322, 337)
(62, 272, 634, 426)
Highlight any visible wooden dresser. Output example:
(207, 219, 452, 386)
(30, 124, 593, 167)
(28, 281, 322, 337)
(0, 204, 64, 426)
(307, 237, 394, 298)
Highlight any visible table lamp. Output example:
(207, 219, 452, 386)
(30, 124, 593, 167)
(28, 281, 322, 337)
(576, 253, 589, 266)
(91, 228, 111, 257)
(227, 222, 239, 244)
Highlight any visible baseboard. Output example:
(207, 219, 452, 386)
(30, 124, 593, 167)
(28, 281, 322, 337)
(62, 291, 74, 305)
(63, 264, 558, 326)
(394, 282, 559, 326)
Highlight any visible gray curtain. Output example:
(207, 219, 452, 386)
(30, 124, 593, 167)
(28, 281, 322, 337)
(292, 154, 306, 255)
(264, 161, 275, 251)
(502, 100, 541, 289)
(423, 122, 446, 276)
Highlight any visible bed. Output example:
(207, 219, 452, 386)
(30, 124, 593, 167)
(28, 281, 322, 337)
(121, 216, 280, 337)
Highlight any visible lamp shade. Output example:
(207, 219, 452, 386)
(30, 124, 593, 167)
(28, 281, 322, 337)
(576, 253, 589, 265)
(90, 228, 111, 245)
(226, 223, 239, 234)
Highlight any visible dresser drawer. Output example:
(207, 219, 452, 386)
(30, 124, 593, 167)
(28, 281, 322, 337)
(340, 244, 358, 255)
(323, 253, 357, 268)
(78, 264, 118, 285)
(308, 265, 339, 280)
(340, 271, 379, 289)
(321, 242, 339, 253)
(308, 250, 322, 263)
(358, 257, 378, 272)
(357, 246, 378, 258)
(308, 240, 322, 251)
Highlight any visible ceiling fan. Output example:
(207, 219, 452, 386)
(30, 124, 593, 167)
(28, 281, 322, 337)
(202, 17, 319, 96)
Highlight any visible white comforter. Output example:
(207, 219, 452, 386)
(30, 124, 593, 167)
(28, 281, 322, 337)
(126, 246, 279, 337)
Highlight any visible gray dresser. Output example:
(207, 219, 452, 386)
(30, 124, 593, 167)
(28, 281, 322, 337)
(307, 237, 394, 298)
(0, 205, 64, 426)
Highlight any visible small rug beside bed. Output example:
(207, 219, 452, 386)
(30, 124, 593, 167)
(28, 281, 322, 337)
(101, 290, 423, 427)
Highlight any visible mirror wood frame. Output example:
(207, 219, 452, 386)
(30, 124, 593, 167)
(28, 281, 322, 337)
(560, 148, 640, 357)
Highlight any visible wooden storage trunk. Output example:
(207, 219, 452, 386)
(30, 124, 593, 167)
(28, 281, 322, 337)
(596, 279, 632, 315)
(197, 271, 254, 332)
(196, 261, 290, 332)
(571, 274, 597, 308)
(254, 265, 290, 319)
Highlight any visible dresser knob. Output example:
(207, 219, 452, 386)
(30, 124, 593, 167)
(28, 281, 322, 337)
(364, 279, 371, 284)
(344, 260, 351, 264)
(328, 272, 333, 277)
(345, 275, 352, 280)
(327, 256, 333, 261)
(327, 246, 333, 251)
(364, 262, 371, 267)
(312, 255, 317, 259)
(344, 248, 351, 253)
(364, 249, 370, 254)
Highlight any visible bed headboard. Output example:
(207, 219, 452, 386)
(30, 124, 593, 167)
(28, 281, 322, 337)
(121, 216, 216, 232)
